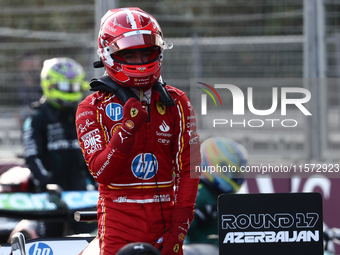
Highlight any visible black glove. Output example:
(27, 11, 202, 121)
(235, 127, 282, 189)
(194, 203, 217, 225)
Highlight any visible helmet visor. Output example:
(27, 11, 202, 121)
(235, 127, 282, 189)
(57, 81, 82, 93)
(102, 31, 173, 55)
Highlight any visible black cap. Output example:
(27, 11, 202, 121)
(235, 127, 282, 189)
(116, 242, 161, 255)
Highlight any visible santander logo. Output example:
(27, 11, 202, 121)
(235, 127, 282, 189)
(159, 120, 170, 132)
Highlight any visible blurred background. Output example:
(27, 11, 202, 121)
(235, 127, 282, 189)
(2, 0, 340, 163)
(1, 0, 340, 251)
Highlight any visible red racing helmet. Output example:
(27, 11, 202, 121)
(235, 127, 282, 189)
(97, 7, 173, 88)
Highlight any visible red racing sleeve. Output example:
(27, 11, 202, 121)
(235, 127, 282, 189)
(171, 92, 201, 214)
(75, 95, 133, 185)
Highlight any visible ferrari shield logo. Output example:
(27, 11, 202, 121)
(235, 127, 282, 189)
(173, 243, 180, 253)
(130, 107, 139, 117)
(156, 101, 166, 115)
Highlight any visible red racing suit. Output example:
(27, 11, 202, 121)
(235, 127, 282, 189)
(76, 84, 201, 254)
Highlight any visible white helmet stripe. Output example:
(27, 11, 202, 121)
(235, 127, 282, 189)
(123, 30, 151, 37)
(123, 8, 137, 29)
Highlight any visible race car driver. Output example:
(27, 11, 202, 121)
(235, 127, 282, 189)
(75, 7, 201, 255)
(21, 57, 97, 238)
(22, 57, 92, 192)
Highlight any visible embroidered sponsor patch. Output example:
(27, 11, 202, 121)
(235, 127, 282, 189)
(81, 129, 102, 154)
(156, 101, 166, 115)
(125, 120, 134, 129)
(106, 103, 123, 121)
(76, 110, 93, 121)
(130, 107, 139, 117)
(131, 153, 158, 180)
(110, 123, 121, 137)
(178, 233, 185, 242)
(173, 243, 180, 253)
(159, 120, 170, 132)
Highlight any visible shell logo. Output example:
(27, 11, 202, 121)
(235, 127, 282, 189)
(125, 120, 134, 129)
(178, 233, 185, 242)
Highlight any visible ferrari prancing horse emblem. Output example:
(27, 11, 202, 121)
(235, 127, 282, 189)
(130, 107, 139, 117)
(156, 101, 166, 115)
